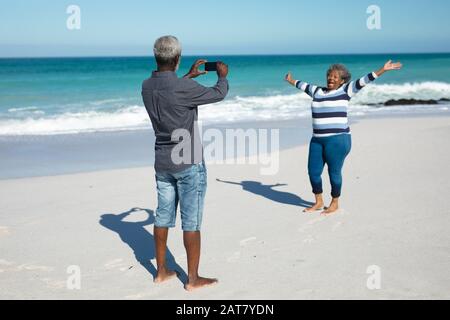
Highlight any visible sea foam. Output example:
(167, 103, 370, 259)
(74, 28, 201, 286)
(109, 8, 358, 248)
(0, 82, 449, 136)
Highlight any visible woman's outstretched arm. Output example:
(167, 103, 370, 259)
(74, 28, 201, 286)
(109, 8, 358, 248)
(285, 71, 318, 98)
(346, 60, 402, 97)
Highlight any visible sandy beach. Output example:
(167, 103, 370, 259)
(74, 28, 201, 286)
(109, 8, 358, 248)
(1, 114, 449, 300)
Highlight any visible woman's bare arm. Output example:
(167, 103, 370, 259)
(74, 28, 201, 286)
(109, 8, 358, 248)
(375, 60, 403, 77)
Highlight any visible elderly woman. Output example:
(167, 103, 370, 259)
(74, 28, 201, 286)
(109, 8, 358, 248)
(285, 60, 402, 214)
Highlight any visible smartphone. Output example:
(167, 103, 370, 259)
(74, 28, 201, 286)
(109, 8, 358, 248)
(204, 62, 217, 72)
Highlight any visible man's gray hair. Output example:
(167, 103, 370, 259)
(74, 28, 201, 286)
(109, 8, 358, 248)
(153, 35, 182, 66)
(327, 64, 352, 83)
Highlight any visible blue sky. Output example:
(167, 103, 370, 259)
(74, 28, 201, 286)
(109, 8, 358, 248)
(1, 0, 449, 57)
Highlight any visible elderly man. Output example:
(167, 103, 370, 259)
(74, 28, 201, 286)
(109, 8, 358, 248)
(141, 35, 229, 291)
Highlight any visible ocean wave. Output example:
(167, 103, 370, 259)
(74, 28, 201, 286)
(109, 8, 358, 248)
(352, 81, 450, 104)
(0, 82, 449, 136)
(0, 106, 150, 136)
(8, 106, 40, 113)
(89, 98, 129, 106)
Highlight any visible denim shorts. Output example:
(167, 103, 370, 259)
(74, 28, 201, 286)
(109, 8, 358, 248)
(154, 162, 207, 232)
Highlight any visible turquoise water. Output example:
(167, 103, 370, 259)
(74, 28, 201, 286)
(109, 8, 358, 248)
(1, 53, 450, 135)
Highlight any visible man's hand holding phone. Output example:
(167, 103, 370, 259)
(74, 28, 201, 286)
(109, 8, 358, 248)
(184, 59, 208, 79)
(216, 61, 228, 78)
(184, 60, 228, 79)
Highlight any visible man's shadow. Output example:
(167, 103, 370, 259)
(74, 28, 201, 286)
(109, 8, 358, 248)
(99, 207, 187, 284)
(216, 179, 314, 208)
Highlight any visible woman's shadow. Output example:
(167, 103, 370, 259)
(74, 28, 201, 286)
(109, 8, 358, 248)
(216, 179, 314, 208)
(99, 207, 187, 284)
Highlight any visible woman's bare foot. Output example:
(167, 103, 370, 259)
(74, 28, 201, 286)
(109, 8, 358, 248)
(321, 198, 339, 215)
(303, 203, 324, 213)
(154, 269, 177, 283)
(185, 277, 218, 291)
(303, 194, 324, 213)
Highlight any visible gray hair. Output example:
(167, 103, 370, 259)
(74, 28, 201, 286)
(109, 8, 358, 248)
(153, 35, 182, 66)
(327, 64, 352, 83)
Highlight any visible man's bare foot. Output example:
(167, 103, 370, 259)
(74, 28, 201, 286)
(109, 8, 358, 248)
(303, 203, 324, 213)
(185, 277, 218, 291)
(154, 269, 177, 283)
(321, 201, 339, 215)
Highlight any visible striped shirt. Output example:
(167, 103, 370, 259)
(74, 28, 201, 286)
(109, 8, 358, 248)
(295, 72, 378, 137)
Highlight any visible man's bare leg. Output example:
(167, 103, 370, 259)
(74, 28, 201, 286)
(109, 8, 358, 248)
(321, 197, 339, 215)
(183, 231, 218, 291)
(154, 226, 177, 283)
(303, 193, 325, 213)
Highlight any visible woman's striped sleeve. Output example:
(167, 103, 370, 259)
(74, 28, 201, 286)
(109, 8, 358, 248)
(345, 72, 378, 97)
(295, 80, 319, 98)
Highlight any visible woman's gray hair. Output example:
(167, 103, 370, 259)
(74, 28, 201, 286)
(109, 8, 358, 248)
(327, 64, 352, 83)
(153, 35, 182, 66)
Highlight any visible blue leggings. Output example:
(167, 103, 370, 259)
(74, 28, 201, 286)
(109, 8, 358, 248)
(308, 134, 351, 198)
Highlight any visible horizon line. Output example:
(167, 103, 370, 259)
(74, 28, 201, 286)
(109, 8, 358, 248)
(1, 51, 450, 60)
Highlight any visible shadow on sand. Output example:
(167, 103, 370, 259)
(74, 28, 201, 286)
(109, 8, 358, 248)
(216, 179, 314, 208)
(99, 207, 187, 285)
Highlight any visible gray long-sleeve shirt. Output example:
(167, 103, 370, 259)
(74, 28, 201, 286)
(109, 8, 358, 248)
(142, 71, 229, 173)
